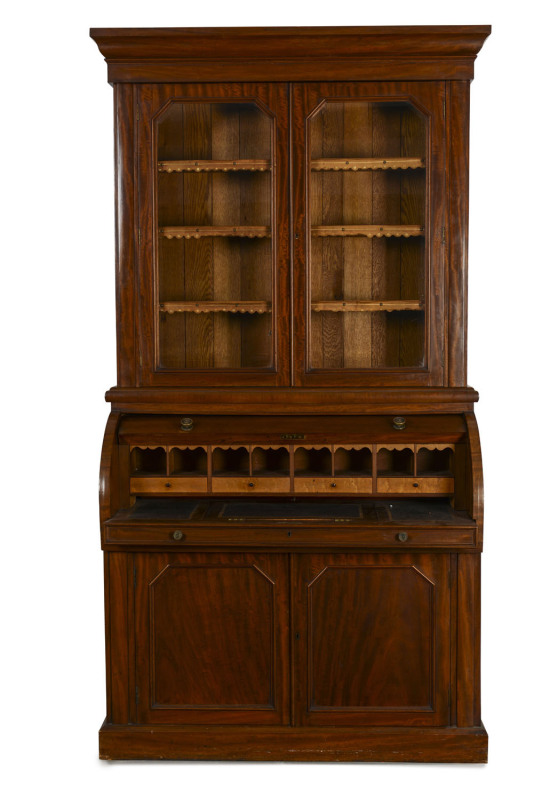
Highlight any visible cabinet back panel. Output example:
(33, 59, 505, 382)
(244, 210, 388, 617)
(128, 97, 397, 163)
(156, 101, 274, 371)
(308, 100, 426, 371)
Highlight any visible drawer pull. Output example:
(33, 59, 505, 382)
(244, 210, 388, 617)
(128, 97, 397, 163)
(413, 482, 419, 488)
(331, 482, 337, 488)
(172, 530, 184, 541)
(396, 531, 409, 543)
(392, 416, 406, 430)
(248, 482, 255, 488)
(180, 417, 193, 431)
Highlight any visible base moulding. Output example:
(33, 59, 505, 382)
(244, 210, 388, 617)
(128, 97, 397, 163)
(99, 722, 488, 763)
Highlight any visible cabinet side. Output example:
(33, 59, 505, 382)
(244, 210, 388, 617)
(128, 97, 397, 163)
(115, 84, 137, 386)
(447, 81, 470, 386)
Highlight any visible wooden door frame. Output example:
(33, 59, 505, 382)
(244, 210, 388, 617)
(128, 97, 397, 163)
(135, 82, 291, 387)
(133, 551, 290, 725)
(291, 81, 447, 388)
(291, 552, 452, 726)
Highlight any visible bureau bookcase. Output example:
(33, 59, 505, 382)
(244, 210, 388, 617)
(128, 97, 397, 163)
(91, 26, 490, 762)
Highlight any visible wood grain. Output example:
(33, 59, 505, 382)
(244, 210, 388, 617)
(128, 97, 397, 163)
(134, 552, 289, 724)
(99, 722, 488, 762)
(294, 477, 372, 494)
(212, 477, 291, 493)
(292, 82, 446, 386)
(457, 554, 481, 727)
(212, 105, 242, 368)
(137, 82, 289, 386)
(376, 477, 454, 494)
(343, 102, 372, 367)
(91, 26, 492, 84)
(294, 553, 451, 726)
(94, 27, 489, 765)
(130, 476, 208, 494)
(114, 85, 137, 385)
(108, 552, 130, 723)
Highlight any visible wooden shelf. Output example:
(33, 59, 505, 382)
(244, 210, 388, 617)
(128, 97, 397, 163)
(160, 226, 271, 239)
(312, 225, 424, 238)
(311, 157, 425, 172)
(311, 301, 424, 313)
(158, 159, 271, 173)
(160, 301, 271, 315)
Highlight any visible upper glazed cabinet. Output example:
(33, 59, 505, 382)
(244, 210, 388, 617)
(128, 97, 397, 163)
(134, 81, 445, 388)
(96, 25, 485, 393)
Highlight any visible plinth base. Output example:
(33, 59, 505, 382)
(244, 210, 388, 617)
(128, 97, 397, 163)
(99, 721, 488, 763)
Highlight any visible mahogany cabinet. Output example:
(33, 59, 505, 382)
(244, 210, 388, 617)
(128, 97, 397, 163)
(91, 26, 490, 762)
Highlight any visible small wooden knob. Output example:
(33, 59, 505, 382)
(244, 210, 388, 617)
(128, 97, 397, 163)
(248, 482, 255, 488)
(172, 530, 184, 541)
(331, 482, 337, 488)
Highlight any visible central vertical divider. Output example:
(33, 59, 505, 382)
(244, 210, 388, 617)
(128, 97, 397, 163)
(289, 444, 295, 493)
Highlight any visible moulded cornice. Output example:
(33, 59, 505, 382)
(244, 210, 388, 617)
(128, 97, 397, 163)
(90, 25, 491, 83)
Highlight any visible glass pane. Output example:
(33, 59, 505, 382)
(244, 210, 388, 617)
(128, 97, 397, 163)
(308, 101, 427, 369)
(156, 102, 274, 369)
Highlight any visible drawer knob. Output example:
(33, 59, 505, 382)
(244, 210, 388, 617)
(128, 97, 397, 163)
(172, 530, 184, 541)
(413, 482, 419, 488)
(180, 417, 194, 432)
(392, 416, 406, 430)
(396, 531, 408, 543)
(248, 482, 255, 488)
(331, 482, 337, 488)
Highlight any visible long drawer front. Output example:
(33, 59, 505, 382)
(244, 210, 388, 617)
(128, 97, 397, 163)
(104, 524, 477, 549)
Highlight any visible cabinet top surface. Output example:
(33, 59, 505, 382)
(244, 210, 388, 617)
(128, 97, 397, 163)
(90, 25, 491, 83)
(90, 25, 490, 40)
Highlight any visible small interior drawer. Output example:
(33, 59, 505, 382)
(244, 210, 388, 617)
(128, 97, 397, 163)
(211, 477, 291, 493)
(294, 477, 373, 494)
(376, 477, 454, 494)
(130, 477, 208, 494)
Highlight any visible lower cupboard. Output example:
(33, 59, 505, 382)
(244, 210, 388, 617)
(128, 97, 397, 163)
(119, 551, 453, 727)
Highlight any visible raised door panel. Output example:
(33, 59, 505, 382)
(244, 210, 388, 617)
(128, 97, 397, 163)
(292, 81, 446, 387)
(134, 552, 289, 724)
(294, 553, 451, 726)
(137, 83, 290, 387)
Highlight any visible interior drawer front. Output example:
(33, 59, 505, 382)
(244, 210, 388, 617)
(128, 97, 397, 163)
(376, 477, 454, 494)
(130, 477, 207, 494)
(212, 477, 290, 493)
(294, 477, 372, 494)
(104, 525, 476, 548)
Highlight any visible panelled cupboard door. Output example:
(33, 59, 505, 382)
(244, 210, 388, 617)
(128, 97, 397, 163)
(292, 82, 446, 387)
(293, 553, 451, 726)
(137, 83, 290, 387)
(134, 552, 290, 724)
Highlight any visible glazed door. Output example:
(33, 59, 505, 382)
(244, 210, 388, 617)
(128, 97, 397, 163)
(134, 552, 289, 724)
(293, 553, 451, 726)
(292, 82, 446, 387)
(137, 83, 290, 387)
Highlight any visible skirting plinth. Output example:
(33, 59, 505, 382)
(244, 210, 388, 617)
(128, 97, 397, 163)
(99, 721, 488, 763)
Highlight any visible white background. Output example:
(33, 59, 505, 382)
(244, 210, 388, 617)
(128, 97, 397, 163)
(2, 1, 533, 797)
